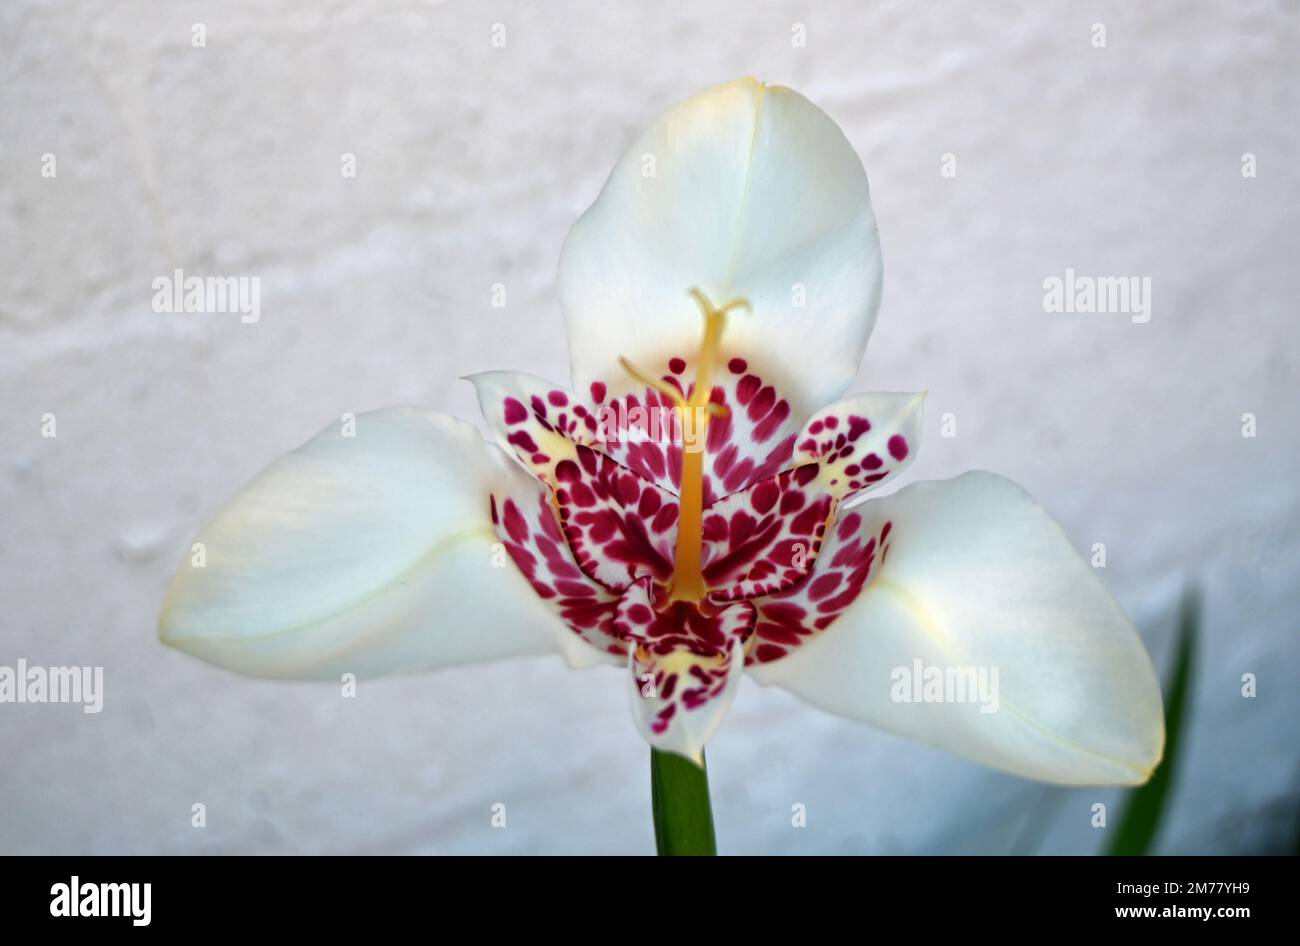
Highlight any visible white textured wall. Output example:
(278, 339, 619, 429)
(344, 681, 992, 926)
(2, 0, 1297, 854)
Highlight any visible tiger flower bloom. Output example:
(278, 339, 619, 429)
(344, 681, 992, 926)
(160, 79, 1163, 788)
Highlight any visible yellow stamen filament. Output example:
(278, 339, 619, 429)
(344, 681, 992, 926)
(618, 289, 749, 607)
(666, 289, 750, 604)
(618, 357, 689, 409)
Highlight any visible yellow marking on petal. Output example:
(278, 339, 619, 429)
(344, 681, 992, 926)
(530, 428, 580, 480)
(639, 644, 727, 675)
(510, 426, 585, 521)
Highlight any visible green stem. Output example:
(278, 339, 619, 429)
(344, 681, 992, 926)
(650, 748, 717, 855)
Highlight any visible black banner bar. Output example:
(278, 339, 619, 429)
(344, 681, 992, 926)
(2, 854, 1287, 931)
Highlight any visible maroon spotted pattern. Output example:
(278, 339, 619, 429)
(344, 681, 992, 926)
(699, 464, 834, 602)
(617, 578, 753, 738)
(614, 578, 755, 660)
(477, 367, 920, 750)
(792, 395, 919, 501)
(482, 373, 601, 483)
(591, 355, 802, 503)
(491, 489, 623, 657)
(555, 445, 679, 592)
(748, 512, 895, 665)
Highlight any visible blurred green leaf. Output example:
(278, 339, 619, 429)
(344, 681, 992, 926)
(1107, 586, 1199, 856)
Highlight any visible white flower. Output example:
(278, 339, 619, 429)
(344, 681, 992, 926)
(161, 79, 1163, 785)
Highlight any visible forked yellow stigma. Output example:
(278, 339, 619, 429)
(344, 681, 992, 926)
(623, 287, 750, 605)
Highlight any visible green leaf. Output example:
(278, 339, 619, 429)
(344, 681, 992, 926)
(651, 749, 717, 856)
(1106, 586, 1199, 856)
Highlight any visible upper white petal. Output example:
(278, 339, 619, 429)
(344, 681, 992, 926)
(559, 77, 882, 414)
(160, 408, 565, 679)
(750, 472, 1165, 785)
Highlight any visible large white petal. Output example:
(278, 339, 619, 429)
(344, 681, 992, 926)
(160, 408, 568, 679)
(559, 77, 882, 416)
(749, 472, 1165, 785)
